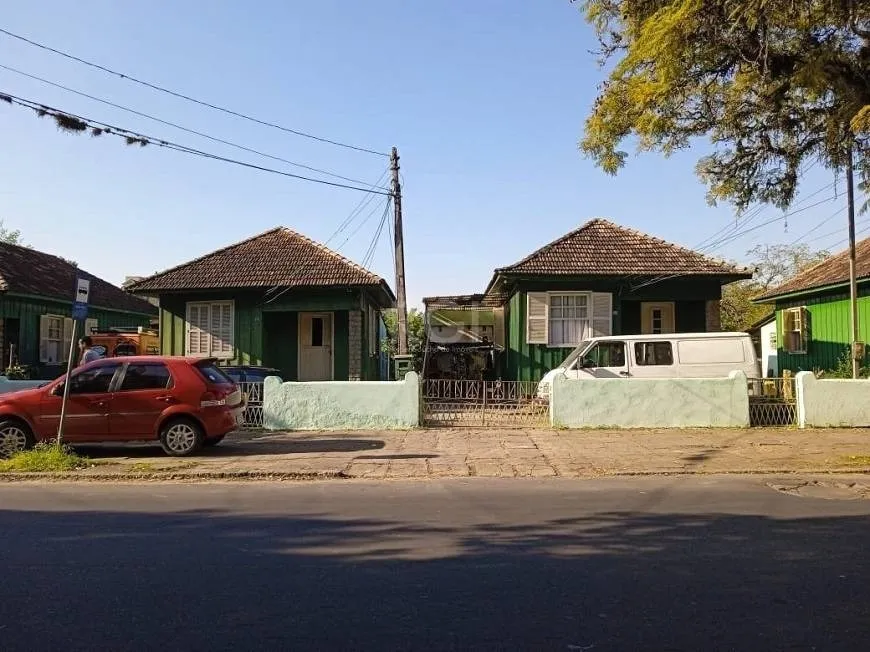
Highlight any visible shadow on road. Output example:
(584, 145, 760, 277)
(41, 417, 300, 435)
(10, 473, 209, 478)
(2, 503, 869, 650)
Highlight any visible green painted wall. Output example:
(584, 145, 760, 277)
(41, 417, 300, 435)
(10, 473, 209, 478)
(0, 294, 152, 379)
(334, 310, 350, 380)
(263, 312, 298, 380)
(503, 284, 717, 382)
(156, 289, 387, 381)
(505, 291, 574, 382)
(775, 286, 870, 372)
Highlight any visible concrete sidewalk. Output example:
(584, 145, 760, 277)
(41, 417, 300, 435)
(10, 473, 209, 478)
(4, 427, 869, 481)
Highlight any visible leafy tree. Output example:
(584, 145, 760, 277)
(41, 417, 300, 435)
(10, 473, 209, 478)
(381, 309, 426, 372)
(0, 220, 23, 245)
(579, 0, 870, 211)
(720, 243, 829, 330)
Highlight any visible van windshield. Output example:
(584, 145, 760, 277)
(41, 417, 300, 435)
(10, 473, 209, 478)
(559, 340, 592, 369)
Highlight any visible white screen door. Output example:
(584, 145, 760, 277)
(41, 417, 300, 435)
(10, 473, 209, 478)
(641, 302, 675, 334)
(299, 313, 333, 381)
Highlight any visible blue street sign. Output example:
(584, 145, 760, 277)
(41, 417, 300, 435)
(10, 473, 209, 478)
(72, 301, 89, 320)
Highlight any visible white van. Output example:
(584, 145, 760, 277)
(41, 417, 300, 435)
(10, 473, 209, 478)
(536, 332, 760, 399)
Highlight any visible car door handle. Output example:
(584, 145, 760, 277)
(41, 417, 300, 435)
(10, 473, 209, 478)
(89, 399, 108, 408)
(155, 395, 176, 403)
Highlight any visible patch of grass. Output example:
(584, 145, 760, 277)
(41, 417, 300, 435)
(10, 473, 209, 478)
(840, 455, 870, 467)
(0, 442, 92, 472)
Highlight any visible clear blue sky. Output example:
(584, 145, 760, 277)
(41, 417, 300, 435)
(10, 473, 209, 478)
(0, 1, 859, 307)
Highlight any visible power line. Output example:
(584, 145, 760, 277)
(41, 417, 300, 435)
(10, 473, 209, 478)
(0, 90, 393, 196)
(361, 200, 391, 269)
(0, 26, 389, 157)
(0, 63, 390, 189)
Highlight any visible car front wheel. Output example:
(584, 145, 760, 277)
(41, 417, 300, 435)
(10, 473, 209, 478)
(159, 418, 204, 457)
(0, 418, 35, 458)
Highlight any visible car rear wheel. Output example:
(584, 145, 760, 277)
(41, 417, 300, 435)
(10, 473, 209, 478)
(203, 434, 225, 447)
(159, 418, 204, 457)
(0, 418, 35, 458)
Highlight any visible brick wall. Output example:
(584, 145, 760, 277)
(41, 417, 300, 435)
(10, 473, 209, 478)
(706, 300, 721, 331)
(348, 310, 362, 381)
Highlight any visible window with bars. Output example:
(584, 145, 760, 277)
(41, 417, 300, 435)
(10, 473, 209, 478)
(186, 301, 234, 359)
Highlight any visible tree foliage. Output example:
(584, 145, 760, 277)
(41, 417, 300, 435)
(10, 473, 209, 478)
(580, 0, 870, 211)
(381, 309, 426, 372)
(720, 243, 829, 330)
(0, 220, 23, 245)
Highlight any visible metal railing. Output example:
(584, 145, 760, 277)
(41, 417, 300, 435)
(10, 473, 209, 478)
(422, 379, 548, 427)
(237, 381, 264, 429)
(748, 376, 797, 427)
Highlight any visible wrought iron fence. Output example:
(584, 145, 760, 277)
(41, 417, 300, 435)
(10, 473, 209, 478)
(237, 381, 264, 429)
(748, 376, 796, 427)
(422, 379, 548, 427)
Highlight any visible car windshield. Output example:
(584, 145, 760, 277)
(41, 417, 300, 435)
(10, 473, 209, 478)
(195, 362, 235, 386)
(559, 340, 592, 369)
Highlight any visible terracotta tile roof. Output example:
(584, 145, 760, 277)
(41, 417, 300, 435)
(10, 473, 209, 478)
(423, 292, 509, 309)
(0, 242, 157, 315)
(127, 227, 395, 299)
(495, 218, 751, 278)
(756, 238, 870, 301)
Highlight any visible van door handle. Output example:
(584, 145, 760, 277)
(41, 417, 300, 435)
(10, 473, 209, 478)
(619, 371, 631, 377)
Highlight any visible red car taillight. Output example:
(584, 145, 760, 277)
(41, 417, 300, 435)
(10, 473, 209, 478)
(200, 388, 230, 408)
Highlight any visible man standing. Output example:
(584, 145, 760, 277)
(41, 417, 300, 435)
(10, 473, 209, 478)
(78, 336, 103, 366)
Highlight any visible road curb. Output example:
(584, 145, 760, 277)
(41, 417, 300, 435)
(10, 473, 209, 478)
(0, 469, 349, 482)
(0, 467, 867, 482)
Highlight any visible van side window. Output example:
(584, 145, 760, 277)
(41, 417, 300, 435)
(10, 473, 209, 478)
(584, 342, 626, 367)
(635, 342, 673, 366)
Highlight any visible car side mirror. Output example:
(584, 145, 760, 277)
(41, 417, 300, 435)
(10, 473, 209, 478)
(581, 358, 596, 369)
(52, 384, 64, 397)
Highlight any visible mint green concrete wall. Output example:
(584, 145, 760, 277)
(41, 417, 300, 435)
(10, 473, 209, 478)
(550, 371, 749, 428)
(0, 376, 48, 395)
(263, 372, 420, 430)
(796, 372, 870, 427)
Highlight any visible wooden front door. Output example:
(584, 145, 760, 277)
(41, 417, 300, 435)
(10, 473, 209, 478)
(641, 302, 675, 334)
(298, 313, 333, 381)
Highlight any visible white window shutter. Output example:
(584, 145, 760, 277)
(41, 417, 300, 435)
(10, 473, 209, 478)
(592, 292, 613, 337)
(799, 306, 809, 351)
(62, 318, 74, 363)
(186, 304, 205, 356)
(216, 302, 234, 357)
(39, 315, 50, 363)
(526, 293, 549, 344)
(85, 318, 99, 336)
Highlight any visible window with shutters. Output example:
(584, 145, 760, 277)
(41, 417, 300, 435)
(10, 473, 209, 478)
(526, 292, 613, 347)
(782, 307, 808, 354)
(39, 315, 74, 364)
(185, 301, 234, 359)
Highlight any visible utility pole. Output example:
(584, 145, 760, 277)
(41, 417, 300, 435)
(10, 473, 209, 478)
(391, 146, 409, 356)
(847, 144, 860, 379)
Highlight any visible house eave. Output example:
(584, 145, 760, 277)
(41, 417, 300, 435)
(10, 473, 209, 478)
(754, 277, 870, 304)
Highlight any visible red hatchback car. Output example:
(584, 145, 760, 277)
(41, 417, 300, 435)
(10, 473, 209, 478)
(0, 356, 245, 457)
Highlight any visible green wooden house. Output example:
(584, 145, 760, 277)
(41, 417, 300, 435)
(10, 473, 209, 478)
(425, 219, 751, 382)
(127, 227, 395, 381)
(0, 241, 157, 379)
(755, 238, 870, 373)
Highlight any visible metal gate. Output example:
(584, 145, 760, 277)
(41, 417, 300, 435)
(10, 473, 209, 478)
(422, 379, 549, 427)
(237, 381, 264, 429)
(748, 377, 797, 427)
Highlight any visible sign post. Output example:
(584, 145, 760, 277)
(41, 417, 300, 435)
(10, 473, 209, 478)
(57, 277, 90, 446)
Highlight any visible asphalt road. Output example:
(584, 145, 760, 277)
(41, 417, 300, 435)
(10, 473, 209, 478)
(1, 476, 869, 651)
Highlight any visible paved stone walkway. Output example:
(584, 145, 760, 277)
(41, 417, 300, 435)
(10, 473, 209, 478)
(12, 427, 868, 480)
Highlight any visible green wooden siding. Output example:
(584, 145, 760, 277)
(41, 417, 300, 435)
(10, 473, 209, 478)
(1, 294, 152, 379)
(263, 312, 298, 380)
(505, 291, 574, 382)
(156, 289, 386, 381)
(776, 287, 870, 372)
(503, 288, 715, 382)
